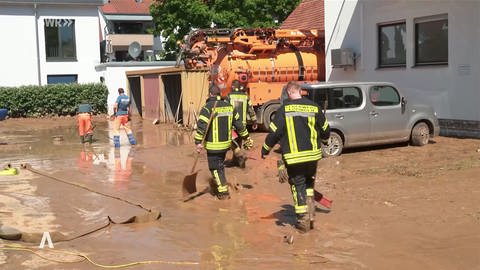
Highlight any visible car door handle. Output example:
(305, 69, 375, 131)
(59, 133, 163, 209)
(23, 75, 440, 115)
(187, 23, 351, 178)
(334, 113, 344, 119)
(369, 111, 378, 117)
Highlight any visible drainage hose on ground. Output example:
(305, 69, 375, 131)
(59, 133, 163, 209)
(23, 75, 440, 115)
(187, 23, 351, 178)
(0, 244, 199, 268)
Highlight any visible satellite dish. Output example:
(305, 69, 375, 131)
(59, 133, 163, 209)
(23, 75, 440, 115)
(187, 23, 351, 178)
(128, 41, 142, 59)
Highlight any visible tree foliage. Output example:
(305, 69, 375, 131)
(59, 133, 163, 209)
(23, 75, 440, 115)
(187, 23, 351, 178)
(150, 0, 301, 59)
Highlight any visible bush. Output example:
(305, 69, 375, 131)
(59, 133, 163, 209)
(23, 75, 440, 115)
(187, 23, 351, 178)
(0, 83, 108, 117)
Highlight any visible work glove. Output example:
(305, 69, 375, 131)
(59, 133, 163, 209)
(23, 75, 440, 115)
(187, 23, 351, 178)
(277, 159, 289, 184)
(243, 137, 254, 150)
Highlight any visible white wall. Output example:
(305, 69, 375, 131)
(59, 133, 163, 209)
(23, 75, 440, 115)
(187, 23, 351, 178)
(0, 3, 101, 87)
(0, 4, 39, 86)
(325, 0, 480, 122)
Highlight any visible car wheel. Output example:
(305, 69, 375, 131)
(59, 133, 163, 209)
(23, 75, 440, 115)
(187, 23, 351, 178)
(410, 122, 430, 146)
(322, 131, 343, 157)
(261, 104, 280, 131)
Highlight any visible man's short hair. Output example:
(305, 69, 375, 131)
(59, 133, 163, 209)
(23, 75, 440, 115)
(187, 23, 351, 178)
(118, 88, 125, 94)
(231, 80, 242, 91)
(209, 84, 221, 95)
(285, 81, 301, 95)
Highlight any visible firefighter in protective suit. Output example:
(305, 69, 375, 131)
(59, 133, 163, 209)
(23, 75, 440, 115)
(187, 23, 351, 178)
(195, 84, 251, 200)
(261, 81, 330, 232)
(225, 80, 256, 168)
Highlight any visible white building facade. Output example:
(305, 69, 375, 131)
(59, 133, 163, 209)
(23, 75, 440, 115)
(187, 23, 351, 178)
(325, 0, 480, 137)
(0, 0, 105, 86)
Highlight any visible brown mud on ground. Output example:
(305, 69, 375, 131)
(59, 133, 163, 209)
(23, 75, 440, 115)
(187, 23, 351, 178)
(1, 116, 480, 269)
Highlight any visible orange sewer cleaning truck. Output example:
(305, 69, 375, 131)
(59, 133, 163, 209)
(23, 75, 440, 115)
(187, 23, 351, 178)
(177, 28, 325, 129)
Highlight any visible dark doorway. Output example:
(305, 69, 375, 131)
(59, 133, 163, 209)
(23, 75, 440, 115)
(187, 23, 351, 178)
(162, 74, 182, 123)
(128, 76, 142, 116)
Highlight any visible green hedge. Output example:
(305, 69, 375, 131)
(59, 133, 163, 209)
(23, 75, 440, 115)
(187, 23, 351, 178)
(0, 83, 108, 117)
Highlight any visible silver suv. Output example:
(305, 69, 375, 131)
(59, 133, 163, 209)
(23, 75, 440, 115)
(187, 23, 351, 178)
(299, 82, 440, 156)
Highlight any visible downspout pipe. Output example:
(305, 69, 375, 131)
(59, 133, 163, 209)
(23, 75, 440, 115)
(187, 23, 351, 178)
(34, 3, 42, 85)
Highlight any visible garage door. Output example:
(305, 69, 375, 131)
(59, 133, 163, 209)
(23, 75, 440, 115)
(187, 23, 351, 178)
(143, 74, 160, 120)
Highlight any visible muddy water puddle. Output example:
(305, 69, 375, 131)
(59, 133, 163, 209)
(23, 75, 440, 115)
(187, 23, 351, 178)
(0, 120, 365, 270)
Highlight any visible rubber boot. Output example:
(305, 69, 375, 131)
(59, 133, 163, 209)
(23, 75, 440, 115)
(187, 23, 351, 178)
(295, 214, 311, 233)
(127, 133, 137, 145)
(113, 135, 120, 148)
(217, 191, 230, 200)
(86, 134, 93, 144)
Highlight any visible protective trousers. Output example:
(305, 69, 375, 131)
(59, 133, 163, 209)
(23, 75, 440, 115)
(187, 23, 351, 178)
(78, 113, 93, 143)
(78, 113, 92, 136)
(286, 161, 317, 216)
(207, 151, 228, 194)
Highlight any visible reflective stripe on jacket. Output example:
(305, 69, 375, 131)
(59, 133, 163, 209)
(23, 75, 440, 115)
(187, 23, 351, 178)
(195, 96, 249, 153)
(226, 91, 256, 125)
(263, 97, 330, 165)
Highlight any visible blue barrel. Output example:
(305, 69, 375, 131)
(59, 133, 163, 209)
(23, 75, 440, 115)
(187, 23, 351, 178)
(0, 108, 8, 121)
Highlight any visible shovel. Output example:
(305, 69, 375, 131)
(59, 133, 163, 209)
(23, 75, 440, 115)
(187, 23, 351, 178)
(182, 101, 217, 196)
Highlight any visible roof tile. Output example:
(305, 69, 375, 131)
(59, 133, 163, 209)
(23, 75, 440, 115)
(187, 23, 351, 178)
(280, 0, 324, 34)
(101, 0, 153, 15)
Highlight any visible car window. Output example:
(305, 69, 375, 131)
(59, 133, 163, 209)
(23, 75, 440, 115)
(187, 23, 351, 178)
(304, 87, 362, 110)
(369, 86, 400, 106)
(332, 87, 362, 109)
(305, 88, 329, 109)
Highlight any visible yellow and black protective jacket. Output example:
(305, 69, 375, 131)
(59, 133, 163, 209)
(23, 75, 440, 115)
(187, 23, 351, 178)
(226, 90, 257, 126)
(262, 97, 330, 165)
(195, 96, 249, 153)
